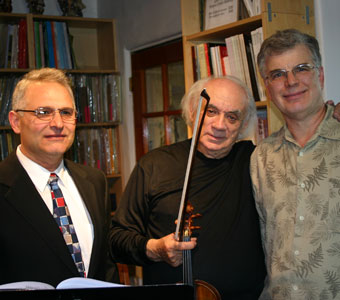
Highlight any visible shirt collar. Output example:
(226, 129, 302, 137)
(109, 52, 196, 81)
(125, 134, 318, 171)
(16, 146, 65, 193)
(273, 104, 340, 151)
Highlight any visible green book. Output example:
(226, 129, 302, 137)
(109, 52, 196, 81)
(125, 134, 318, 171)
(34, 21, 42, 68)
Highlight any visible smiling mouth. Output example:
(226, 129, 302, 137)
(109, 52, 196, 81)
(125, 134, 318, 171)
(45, 134, 66, 139)
(283, 90, 306, 100)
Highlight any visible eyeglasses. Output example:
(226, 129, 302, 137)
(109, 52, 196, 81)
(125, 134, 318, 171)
(265, 63, 317, 84)
(15, 107, 78, 123)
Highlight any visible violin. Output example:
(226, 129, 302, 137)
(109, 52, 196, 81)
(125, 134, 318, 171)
(174, 89, 221, 300)
(182, 202, 221, 300)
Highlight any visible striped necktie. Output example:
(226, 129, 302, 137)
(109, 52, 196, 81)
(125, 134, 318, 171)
(48, 173, 86, 277)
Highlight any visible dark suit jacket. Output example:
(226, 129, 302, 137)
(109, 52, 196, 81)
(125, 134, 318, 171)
(0, 152, 118, 287)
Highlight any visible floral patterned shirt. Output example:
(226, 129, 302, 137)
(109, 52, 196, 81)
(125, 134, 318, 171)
(250, 104, 340, 300)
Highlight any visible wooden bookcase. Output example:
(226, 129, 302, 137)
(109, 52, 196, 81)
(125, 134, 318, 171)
(0, 12, 123, 209)
(180, 0, 315, 136)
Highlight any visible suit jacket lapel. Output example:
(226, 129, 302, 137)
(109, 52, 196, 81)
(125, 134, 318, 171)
(4, 158, 78, 275)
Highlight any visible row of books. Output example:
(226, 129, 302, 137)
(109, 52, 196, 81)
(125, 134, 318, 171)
(0, 75, 21, 126)
(33, 20, 75, 69)
(0, 127, 120, 176)
(0, 131, 20, 161)
(66, 127, 119, 175)
(192, 27, 265, 101)
(69, 74, 121, 123)
(0, 73, 121, 126)
(0, 19, 28, 69)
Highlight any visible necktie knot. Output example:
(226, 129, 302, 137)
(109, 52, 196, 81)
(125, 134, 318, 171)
(48, 173, 63, 199)
(48, 173, 58, 186)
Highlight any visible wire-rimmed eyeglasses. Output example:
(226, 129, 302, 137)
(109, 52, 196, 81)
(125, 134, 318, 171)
(265, 63, 318, 84)
(15, 107, 78, 123)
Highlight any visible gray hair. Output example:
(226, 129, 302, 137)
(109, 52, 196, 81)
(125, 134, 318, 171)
(12, 68, 74, 110)
(181, 76, 257, 140)
(257, 29, 322, 78)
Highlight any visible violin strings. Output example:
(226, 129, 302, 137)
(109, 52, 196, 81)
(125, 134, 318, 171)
(183, 249, 193, 286)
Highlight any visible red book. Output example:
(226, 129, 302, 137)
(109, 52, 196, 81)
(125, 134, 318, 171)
(18, 19, 28, 68)
(204, 43, 212, 76)
(219, 45, 228, 76)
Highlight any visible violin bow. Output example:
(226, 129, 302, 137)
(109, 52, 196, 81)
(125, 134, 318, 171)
(174, 88, 210, 241)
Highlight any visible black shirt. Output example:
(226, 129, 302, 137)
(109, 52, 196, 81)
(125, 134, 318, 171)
(109, 140, 266, 299)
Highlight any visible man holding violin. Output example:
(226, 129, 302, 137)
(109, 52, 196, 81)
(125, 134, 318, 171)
(109, 76, 266, 299)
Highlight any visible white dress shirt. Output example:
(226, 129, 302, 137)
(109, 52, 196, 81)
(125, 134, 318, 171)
(16, 145, 94, 275)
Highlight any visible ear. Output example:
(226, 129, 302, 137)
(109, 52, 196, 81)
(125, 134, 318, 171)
(8, 111, 21, 134)
(318, 66, 325, 89)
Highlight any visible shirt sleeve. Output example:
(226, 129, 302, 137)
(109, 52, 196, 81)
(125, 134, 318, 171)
(108, 162, 152, 266)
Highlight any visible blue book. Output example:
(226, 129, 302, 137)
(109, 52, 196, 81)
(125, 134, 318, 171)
(55, 21, 67, 69)
(45, 21, 55, 68)
(61, 22, 72, 69)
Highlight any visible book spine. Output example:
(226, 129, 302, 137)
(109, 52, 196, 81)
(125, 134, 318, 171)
(0, 24, 8, 68)
(54, 22, 65, 69)
(45, 21, 55, 68)
(50, 21, 58, 68)
(39, 22, 45, 67)
(5, 25, 13, 68)
(18, 19, 28, 69)
(61, 22, 72, 69)
(204, 43, 212, 76)
(196, 43, 208, 79)
(10, 24, 19, 69)
(34, 21, 41, 68)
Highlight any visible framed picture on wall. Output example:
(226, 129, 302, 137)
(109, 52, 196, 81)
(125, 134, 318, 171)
(204, 0, 238, 30)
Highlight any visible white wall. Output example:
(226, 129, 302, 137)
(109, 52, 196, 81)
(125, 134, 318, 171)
(314, 0, 340, 103)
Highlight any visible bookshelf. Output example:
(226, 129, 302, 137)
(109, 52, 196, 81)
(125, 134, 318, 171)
(180, 0, 315, 137)
(0, 12, 122, 209)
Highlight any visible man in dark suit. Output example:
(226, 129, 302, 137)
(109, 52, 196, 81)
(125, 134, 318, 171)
(0, 68, 118, 287)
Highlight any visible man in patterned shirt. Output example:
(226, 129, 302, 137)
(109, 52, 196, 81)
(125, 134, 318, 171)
(250, 29, 340, 299)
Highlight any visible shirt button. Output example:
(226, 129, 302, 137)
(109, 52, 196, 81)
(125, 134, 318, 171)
(298, 151, 304, 157)
(299, 216, 304, 221)
(294, 250, 300, 256)
(292, 284, 298, 291)
(300, 183, 305, 188)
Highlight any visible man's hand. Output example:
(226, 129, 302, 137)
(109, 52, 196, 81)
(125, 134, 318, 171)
(146, 233, 197, 267)
(326, 100, 340, 121)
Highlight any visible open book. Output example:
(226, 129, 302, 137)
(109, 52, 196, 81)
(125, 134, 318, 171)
(0, 277, 124, 291)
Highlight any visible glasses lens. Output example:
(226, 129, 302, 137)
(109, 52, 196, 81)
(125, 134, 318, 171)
(268, 64, 316, 84)
(36, 107, 76, 122)
(59, 108, 76, 121)
(269, 70, 286, 82)
(36, 107, 54, 120)
(293, 64, 314, 78)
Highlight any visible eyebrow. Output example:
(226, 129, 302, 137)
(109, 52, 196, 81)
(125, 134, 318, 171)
(269, 62, 310, 72)
(207, 104, 242, 115)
